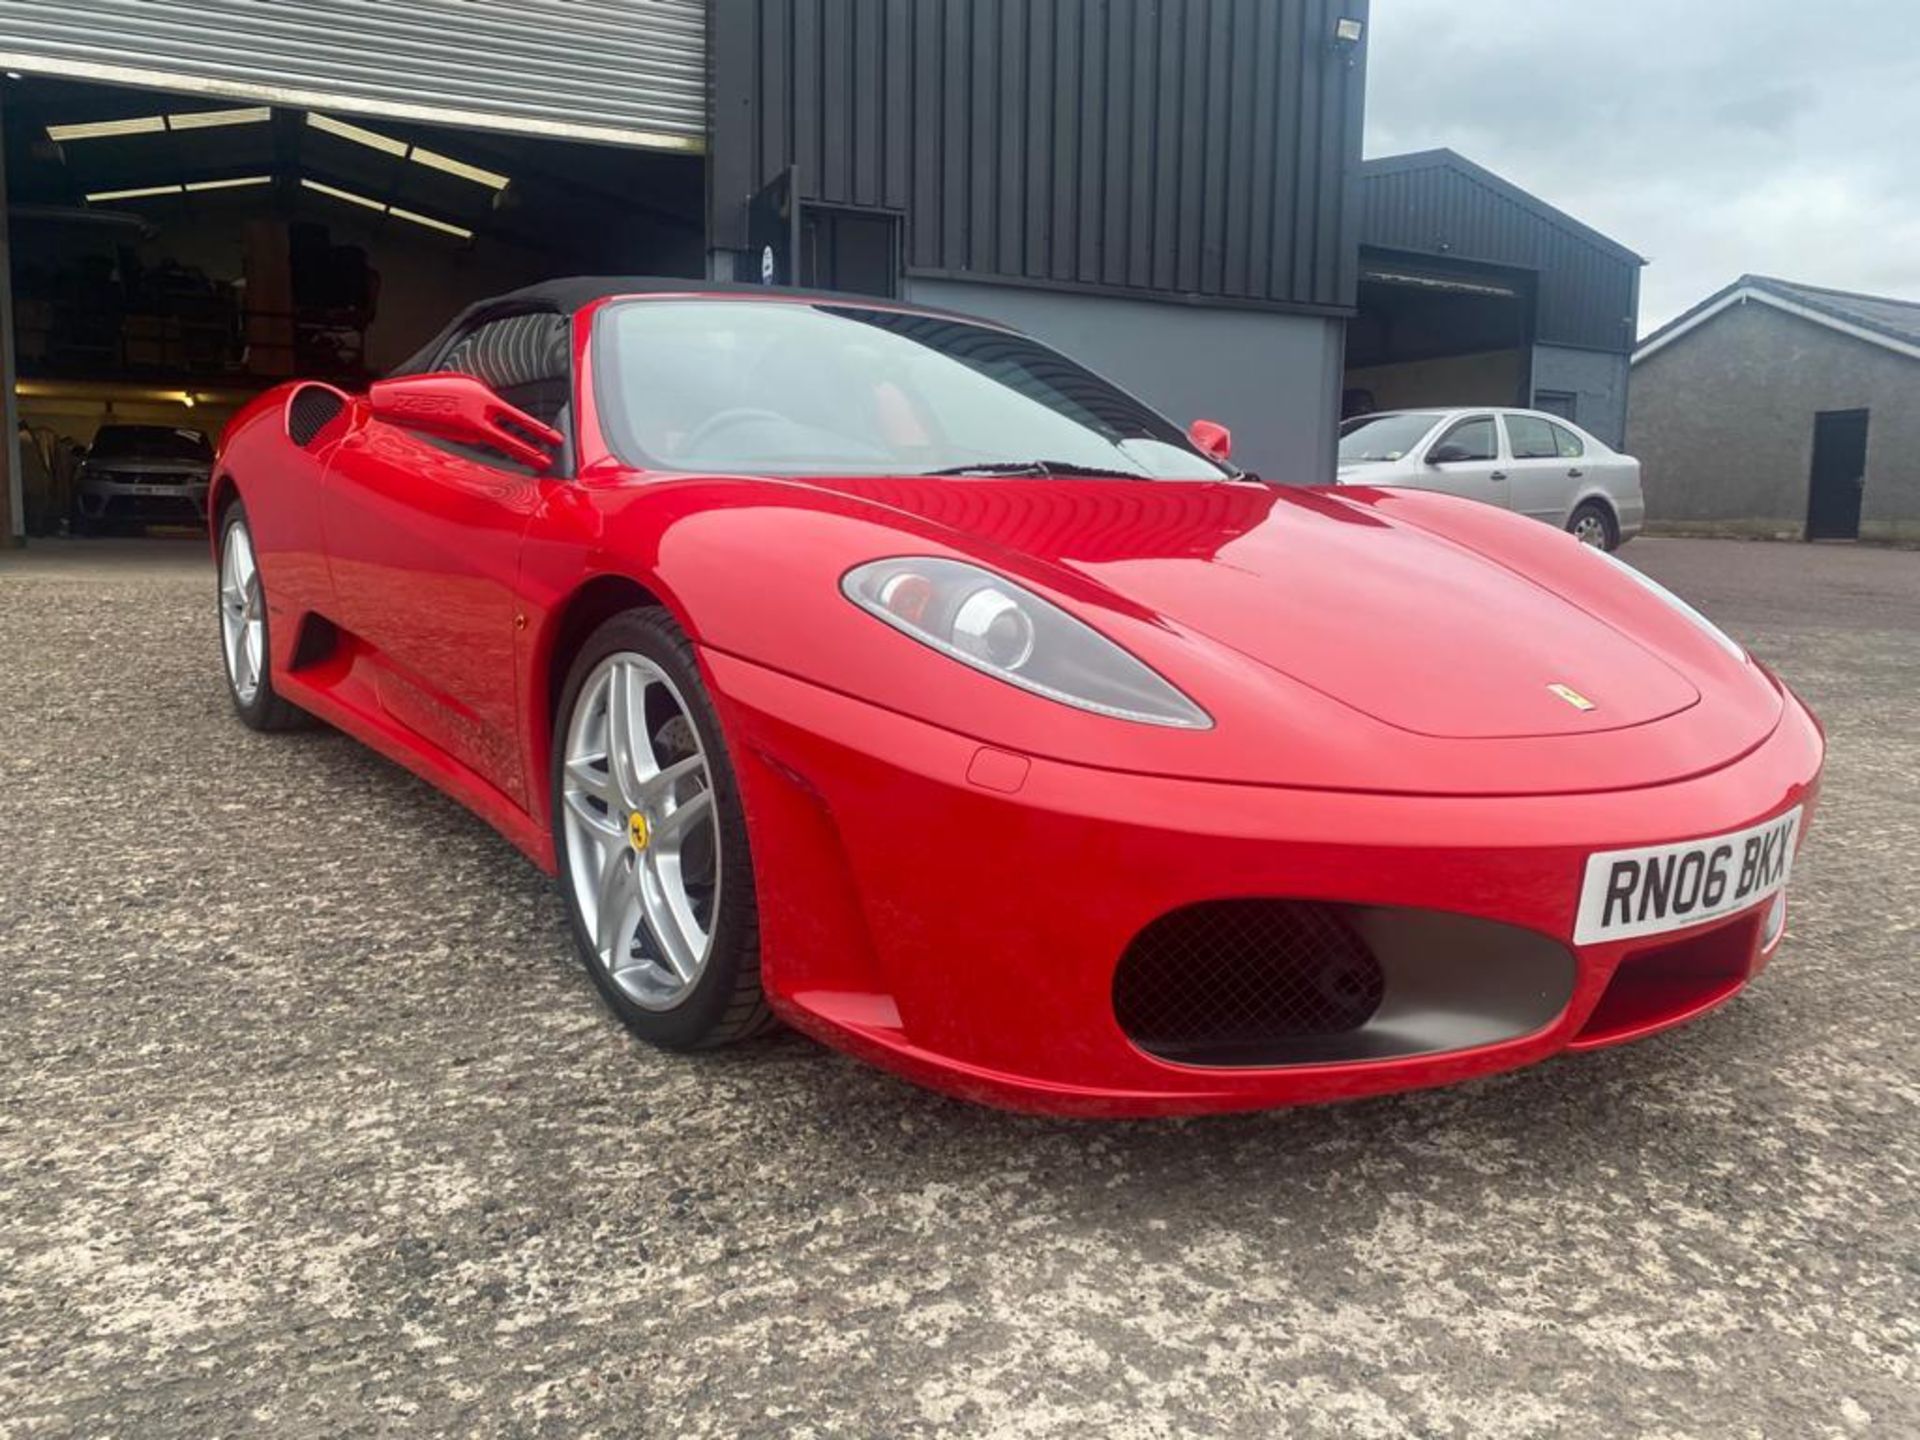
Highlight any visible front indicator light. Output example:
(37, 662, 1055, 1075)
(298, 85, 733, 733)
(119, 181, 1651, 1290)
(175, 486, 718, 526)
(843, 557, 1211, 729)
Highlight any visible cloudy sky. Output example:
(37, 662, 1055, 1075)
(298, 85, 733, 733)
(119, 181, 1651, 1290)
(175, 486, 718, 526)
(1363, 0, 1920, 334)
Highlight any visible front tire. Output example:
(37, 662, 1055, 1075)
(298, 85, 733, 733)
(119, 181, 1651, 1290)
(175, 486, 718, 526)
(552, 607, 769, 1050)
(218, 503, 306, 730)
(1567, 499, 1619, 551)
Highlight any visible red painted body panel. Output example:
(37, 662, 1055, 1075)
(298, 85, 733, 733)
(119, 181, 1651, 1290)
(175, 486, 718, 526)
(208, 289, 1826, 1116)
(319, 406, 538, 804)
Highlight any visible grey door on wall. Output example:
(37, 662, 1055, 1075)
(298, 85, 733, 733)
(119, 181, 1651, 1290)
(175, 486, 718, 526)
(1806, 409, 1869, 541)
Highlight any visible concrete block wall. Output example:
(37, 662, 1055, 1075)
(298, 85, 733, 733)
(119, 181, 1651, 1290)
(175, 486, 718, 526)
(1627, 300, 1920, 542)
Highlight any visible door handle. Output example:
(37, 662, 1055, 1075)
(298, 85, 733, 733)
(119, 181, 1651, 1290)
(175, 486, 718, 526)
(1568, 467, 1584, 478)
(1490, 470, 1508, 481)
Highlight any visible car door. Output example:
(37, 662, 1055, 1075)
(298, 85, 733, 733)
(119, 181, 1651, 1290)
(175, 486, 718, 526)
(1415, 414, 1510, 508)
(1500, 413, 1572, 522)
(321, 311, 571, 806)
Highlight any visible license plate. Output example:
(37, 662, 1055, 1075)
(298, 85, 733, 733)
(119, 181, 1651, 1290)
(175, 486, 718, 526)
(1574, 806, 1802, 945)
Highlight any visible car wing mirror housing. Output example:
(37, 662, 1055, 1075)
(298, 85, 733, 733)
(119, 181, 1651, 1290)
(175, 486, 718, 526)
(1188, 418, 1232, 462)
(366, 372, 562, 472)
(1426, 442, 1467, 465)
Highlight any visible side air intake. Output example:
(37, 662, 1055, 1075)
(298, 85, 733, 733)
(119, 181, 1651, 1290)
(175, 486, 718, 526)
(287, 385, 348, 448)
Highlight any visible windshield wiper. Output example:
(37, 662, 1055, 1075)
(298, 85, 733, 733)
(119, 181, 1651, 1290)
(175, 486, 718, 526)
(919, 459, 1152, 480)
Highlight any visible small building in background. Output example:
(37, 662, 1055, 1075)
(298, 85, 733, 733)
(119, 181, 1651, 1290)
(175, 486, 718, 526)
(1630, 276, 1920, 543)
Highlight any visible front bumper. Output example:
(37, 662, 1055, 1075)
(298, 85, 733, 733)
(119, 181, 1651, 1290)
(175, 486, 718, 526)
(707, 650, 1823, 1117)
(77, 479, 210, 523)
(1616, 491, 1647, 541)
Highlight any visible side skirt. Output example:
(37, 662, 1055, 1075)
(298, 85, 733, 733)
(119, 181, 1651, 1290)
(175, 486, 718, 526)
(275, 626, 555, 873)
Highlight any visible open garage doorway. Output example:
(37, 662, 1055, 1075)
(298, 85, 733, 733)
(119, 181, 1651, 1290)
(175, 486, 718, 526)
(4, 73, 704, 539)
(1341, 250, 1536, 421)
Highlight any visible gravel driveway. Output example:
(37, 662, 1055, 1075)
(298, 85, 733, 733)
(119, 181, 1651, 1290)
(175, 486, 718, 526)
(1, 535, 1914, 1438)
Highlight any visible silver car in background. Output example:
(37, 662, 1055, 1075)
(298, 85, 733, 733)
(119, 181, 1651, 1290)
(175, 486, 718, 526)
(1335, 408, 1643, 550)
(74, 424, 214, 533)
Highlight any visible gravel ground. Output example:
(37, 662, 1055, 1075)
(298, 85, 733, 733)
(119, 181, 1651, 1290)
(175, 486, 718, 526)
(1, 535, 1914, 1438)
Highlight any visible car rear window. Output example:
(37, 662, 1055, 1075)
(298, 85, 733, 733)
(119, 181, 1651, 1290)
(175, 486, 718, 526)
(1551, 422, 1586, 459)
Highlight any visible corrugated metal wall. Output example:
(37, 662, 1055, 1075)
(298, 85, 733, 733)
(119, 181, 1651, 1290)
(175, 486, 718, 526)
(0, 0, 706, 149)
(710, 0, 1369, 311)
(1358, 155, 1641, 354)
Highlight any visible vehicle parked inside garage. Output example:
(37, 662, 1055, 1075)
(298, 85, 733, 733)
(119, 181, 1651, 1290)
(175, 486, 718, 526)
(208, 280, 1819, 1117)
(73, 423, 212, 532)
(1336, 407, 1645, 549)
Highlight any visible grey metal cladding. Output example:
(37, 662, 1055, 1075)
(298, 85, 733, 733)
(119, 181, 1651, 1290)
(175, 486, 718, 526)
(710, 0, 1370, 311)
(1358, 151, 1644, 354)
(0, 0, 707, 147)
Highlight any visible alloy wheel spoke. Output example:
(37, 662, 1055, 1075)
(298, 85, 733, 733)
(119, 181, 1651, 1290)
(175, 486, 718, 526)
(563, 786, 625, 843)
(635, 753, 704, 812)
(593, 844, 636, 959)
(650, 786, 713, 848)
(564, 754, 618, 808)
(232, 535, 256, 591)
(604, 664, 654, 809)
(639, 850, 704, 983)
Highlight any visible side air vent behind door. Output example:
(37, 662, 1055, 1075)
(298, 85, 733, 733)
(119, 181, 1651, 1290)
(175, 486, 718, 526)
(286, 385, 349, 448)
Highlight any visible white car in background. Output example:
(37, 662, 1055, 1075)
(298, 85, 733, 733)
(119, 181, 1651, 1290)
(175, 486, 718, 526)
(1335, 408, 1643, 550)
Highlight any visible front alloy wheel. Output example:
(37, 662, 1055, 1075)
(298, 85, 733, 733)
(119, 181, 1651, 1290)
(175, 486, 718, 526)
(553, 609, 767, 1048)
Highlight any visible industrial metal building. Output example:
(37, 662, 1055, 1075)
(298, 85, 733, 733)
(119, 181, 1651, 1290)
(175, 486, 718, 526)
(1629, 275, 1920, 544)
(4, 0, 1642, 544)
(1347, 149, 1643, 446)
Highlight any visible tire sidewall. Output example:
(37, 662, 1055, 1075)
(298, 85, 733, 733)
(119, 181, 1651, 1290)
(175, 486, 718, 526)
(550, 608, 759, 1049)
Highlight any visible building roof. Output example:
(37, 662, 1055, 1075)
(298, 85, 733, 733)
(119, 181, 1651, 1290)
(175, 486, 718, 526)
(1634, 274, 1920, 365)
(1359, 149, 1647, 268)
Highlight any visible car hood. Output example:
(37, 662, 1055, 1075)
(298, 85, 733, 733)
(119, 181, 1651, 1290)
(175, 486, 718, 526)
(1067, 493, 1698, 740)
(794, 476, 1708, 737)
(631, 473, 1783, 795)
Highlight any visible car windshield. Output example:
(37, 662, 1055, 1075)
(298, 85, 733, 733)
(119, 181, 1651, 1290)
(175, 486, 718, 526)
(88, 425, 212, 462)
(594, 299, 1232, 481)
(1338, 412, 1444, 463)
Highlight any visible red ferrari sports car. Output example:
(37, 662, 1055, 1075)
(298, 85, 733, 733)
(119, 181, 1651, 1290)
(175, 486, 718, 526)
(211, 278, 1822, 1116)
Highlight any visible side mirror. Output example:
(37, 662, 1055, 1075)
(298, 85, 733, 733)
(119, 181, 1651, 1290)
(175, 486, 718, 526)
(367, 372, 562, 472)
(1426, 442, 1470, 465)
(1188, 418, 1232, 462)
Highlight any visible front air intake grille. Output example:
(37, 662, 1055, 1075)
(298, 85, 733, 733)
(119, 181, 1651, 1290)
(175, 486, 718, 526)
(1114, 901, 1385, 1065)
(287, 386, 346, 447)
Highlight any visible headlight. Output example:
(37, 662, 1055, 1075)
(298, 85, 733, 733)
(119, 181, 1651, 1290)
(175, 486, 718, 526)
(1593, 547, 1746, 663)
(843, 557, 1211, 729)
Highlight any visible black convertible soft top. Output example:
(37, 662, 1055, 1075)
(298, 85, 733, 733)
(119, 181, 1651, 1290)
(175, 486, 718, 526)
(389, 275, 1000, 377)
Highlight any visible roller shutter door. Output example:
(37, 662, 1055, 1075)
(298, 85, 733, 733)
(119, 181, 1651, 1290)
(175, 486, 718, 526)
(0, 0, 706, 151)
